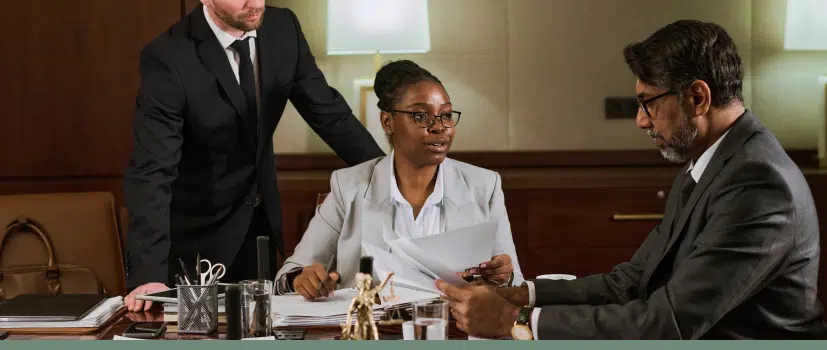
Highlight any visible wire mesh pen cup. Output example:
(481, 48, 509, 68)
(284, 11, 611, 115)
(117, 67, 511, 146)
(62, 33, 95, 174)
(177, 284, 219, 334)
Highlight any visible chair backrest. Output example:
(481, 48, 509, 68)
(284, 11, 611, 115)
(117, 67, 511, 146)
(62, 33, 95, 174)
(0, 192, 126, 296)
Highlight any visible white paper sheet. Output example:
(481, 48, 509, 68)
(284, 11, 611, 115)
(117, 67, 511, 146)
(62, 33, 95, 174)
(271, 288, 376, 318)
(270, 288, 386, 327)
(406, 219, 498, 271)
(362, 242, 438, 293)
(389, 238, 469, 286)
(113, 335, 146, 340)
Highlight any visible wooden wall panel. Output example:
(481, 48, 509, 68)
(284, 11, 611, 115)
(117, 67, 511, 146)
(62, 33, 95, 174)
(0, 1, 181, 178)
(184, 0, 202, 15)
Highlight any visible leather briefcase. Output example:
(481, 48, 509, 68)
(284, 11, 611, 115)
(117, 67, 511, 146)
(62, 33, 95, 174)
(0, 216, 105, 299)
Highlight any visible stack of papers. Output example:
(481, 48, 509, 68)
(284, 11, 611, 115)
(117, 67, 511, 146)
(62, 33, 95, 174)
(271, 289, 385, 327)
(269, 220, 500, 327)
(0, 296, 123, 329)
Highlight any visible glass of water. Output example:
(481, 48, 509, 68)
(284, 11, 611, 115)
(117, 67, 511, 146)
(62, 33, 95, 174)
(240, 279, 273, 338)
(413, 299, 449, 340)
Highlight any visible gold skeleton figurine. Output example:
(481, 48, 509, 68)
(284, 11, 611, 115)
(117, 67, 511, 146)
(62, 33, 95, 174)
(340, 271, 395, 340)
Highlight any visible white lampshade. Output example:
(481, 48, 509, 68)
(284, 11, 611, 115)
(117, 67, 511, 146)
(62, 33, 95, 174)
(784, 0, 827, 50)
(326, 0, 431, 55)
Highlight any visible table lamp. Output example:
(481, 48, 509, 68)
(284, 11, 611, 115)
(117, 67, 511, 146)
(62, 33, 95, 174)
(326, 0, 431, 72)
(784, 0, 827, 167)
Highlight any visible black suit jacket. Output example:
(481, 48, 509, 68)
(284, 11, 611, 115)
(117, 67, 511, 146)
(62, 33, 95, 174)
(533, 111, 827, 339)
(123, 5, 384, 289)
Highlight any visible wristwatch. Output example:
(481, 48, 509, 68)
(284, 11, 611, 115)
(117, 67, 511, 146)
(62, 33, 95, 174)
(511, 307, 534, 340)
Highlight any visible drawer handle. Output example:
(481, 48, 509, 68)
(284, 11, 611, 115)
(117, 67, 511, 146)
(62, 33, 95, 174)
(612, 214, 664, 221)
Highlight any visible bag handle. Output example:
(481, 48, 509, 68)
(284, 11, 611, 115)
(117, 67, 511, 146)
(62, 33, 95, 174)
(0, 216, 61, 296)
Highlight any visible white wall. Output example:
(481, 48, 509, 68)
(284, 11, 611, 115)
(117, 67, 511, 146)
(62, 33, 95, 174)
(751, 0, 827, 149)
(267, 0, 824, 153)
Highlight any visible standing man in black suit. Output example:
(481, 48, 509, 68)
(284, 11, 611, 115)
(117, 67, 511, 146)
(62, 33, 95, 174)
(123, 0, 384, 311)
(435, 20, 827, 339)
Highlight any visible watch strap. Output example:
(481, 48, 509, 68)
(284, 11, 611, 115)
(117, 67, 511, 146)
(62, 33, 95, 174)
(516, 307, 532, 325)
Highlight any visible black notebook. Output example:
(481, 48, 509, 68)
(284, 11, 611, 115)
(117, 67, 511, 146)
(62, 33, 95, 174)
(0, 294, 107, 322)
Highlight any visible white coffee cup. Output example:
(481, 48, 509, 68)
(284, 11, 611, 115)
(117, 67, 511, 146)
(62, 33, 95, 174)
(402, 320, 415, 340)
(536, 273, 576, 280)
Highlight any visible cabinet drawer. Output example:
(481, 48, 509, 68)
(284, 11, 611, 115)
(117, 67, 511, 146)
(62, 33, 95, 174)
(524, 187, 668, 249)
(519, 187, 669, 278)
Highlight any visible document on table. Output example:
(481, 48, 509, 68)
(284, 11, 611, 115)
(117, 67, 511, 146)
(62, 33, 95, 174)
(272, 288, 376, 317)
(0, 296, 123, 329)
(270, 288, 385, 327)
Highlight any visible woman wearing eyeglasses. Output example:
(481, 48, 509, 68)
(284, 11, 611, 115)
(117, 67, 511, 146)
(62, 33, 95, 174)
(274, 60, 524, 300)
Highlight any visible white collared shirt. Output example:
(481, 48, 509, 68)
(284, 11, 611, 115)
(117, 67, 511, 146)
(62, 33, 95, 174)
(522, 130, 731, 340)
(203, 5, 261, 115)
(687, 129, 730, 181)
(389, 151, 446, 239)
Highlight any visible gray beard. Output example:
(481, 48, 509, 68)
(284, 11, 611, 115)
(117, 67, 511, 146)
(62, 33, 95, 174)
(651, 111, 698, 163)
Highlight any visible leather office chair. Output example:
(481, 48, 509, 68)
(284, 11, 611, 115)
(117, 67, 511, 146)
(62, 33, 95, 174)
(0, 192, 126, 297)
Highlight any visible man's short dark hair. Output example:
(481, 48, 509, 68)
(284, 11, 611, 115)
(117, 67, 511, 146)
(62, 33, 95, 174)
(623, 20, 744, 108)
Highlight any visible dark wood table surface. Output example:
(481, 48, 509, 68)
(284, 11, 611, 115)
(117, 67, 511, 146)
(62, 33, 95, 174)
(5, 306, 469, 340)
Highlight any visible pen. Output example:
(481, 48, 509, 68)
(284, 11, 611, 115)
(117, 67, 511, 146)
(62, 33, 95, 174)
(196, 253, 201, 285)
(316, 254, 336, 298)
(0, 331, 9, 340)
(179, 258, 193, 285)
(174, 273, 186, 286)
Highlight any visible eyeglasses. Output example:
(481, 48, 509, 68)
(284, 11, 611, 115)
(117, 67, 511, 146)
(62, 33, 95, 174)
(638, 90, 678, 118)
(389, 110, 461, 128)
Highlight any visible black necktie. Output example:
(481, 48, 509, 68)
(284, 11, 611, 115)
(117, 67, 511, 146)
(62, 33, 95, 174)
(678, 172, 697, 213)
(229, 38, 258, 140)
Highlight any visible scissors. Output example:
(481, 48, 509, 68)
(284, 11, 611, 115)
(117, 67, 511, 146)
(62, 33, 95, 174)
(198, 258, 226, 285)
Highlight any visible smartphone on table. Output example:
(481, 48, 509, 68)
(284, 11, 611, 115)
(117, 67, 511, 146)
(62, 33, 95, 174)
(122, 322, 167, 339)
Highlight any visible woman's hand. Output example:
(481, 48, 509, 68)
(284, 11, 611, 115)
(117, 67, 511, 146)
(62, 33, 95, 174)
(292, 264, 340, 301)
(469, 254, 514, 286)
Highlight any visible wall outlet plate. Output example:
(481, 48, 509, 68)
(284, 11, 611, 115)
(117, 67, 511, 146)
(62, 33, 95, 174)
(604, 97, 639, 119)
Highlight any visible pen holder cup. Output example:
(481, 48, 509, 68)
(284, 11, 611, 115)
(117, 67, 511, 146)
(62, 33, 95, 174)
(176, 284, 219, 334)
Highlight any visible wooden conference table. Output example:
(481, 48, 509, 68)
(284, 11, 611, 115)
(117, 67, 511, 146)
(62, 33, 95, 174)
(6, 307, 469, 340)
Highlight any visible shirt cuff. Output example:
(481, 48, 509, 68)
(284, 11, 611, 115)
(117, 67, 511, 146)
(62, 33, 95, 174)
(275, 266, 303, 295)
(530, 307, 541, 340)
(522, 280, 536, 307)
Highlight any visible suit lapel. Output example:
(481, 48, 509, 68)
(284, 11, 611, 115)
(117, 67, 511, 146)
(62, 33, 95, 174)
(361, 157, 396, 248)
(656, 111, 760, 270)
(253, 15, 296, 161)
(189, 5, 251, 137)
(638, 168, 685, 291)
(442, 160, 475, 231)
(254, 21, 275, 162)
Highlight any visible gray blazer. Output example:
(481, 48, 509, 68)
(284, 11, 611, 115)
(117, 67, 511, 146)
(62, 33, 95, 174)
(275, 156, 525, 291)
(532, 111, 827, 339)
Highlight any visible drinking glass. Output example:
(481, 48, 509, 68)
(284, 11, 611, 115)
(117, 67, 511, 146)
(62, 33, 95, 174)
(240, 279, 273, 338)
(413, 299, 448, 340)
